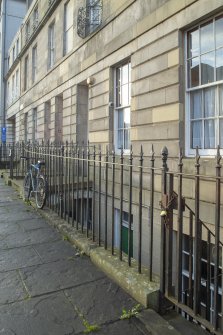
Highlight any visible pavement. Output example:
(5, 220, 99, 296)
(0, 177, 210, 335)
(0, 177, 154, 335)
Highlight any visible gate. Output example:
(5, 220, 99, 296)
(160, 147, 222, 334)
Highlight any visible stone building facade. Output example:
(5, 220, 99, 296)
(4, 0, 223, 327)
(5, 0, 223, 158)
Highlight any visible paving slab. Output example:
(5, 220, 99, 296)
(64, 277, 136, 325)
(20, 258, 106, 297)
(5, 227, 61, 248)
(0, 246, 42, 272)
(0, 211, 41, 223)
(33, 240, 78, 263)
(0, 292, 83, 335)
(0, 221, 21, 236)
(0, 271, 27, 304)
(17, 217, 49, 231)
(0, 237, 9, 249)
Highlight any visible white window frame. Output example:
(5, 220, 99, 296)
(48, 21, 55, 69)
(15, 69, 19, 98)
(12, 74, 15, 100)
(16, 38, 19, 56)
(12, 46, 15, 62)
(24, 55, 29, 91)
(64, 0, 73, 55)
(185, 14, 223, 157)
(24, 113, 28, 142)
(32, 108, 37, 142)
(33, 6, 38, 29)
(32, 44, 37, 83)
(26, 20, 30, 42)
(113, 60, 131, 154)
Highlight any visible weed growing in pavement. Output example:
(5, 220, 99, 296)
(83, 320, 100, 334)
(24, 199, 32, 205)
(120, 304, 141, 320)
(65, 294, 100, 334)
(63, 235, 69, 241)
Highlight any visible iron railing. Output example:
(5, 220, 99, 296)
(1, 141, 223, 333)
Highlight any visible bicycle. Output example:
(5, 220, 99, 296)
(21, 157, 47, 209)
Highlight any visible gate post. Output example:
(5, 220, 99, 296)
(160, 146, 168, 300)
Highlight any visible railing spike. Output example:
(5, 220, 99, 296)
(195, 146, 200, 167)
(216, 145, 222, 167)
(178, 146, 183, 166)
(151, 144, 155, 161)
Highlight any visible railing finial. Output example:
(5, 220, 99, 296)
(216, 145, 222, 167)
(195, 146, 200, 167)
(161, 146, 168, 169)
(151, 144, 155, 162)
(178, 146, 183, 166)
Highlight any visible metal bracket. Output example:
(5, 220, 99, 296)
(161, 192, 185, 211)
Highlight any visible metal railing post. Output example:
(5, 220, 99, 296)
(149, 145, 155, 281)
(160, 146, 168, 297)
(138, 146, 143, 274)
(104, 146, 108, 249)
(128, 146, 133, 266)
(111, 149, 115, 255)
(213, 145, 221, 329)
(193, 146, 201, 315)
(119, 148, 124, 261)
(176, 148, 183, 303)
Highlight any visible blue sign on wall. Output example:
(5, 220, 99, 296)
(1, 127, 6, 143)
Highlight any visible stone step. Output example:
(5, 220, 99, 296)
(163, 310, 210, 335)
(137, 309, 209, 335)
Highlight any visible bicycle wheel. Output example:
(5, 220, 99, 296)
(23, 173, 31, 200)
(35, 176, 47, 209)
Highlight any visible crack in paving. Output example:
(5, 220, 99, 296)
(63, 290, 101, 334)
(17, 269, 32, 300)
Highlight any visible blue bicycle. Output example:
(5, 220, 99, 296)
(22, 157, 47, 209)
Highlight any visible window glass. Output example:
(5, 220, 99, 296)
(118, 110, 123, 128)
(48, 23, 55, 68)
(200, 21, 214, 53)
(204, 87, 215, 117)
(121, 84, 129, 106)
(188, 57, 199, 87)
(187, 29, 199, 58)
(216, 48, 223, 81)
(216, 15, 223, 48)
(204, 119, 215, 148)
(191, 121, 202, 148)
(190, 91, 202, 119)
(65, 27, 73, 54)
(220, 85, 223, 116)
(219, 119, 223, 147)
(122, 64, 129, 85)
(201, 51, 215, 84)
(64, 1, 73, 54)
(124, 107, 130, 128)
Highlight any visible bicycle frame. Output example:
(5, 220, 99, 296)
(22, 156, 47, 209)
(29, 162, 44, 194)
